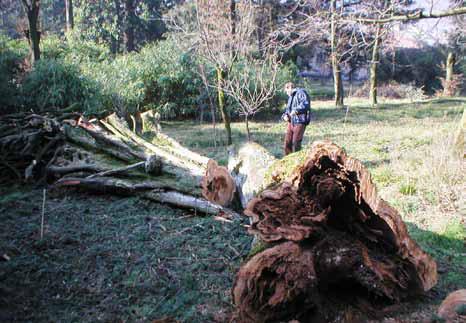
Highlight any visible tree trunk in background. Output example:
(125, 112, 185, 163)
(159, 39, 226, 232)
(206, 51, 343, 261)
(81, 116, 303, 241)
(21, 0, 41, 65)
(198, 63, 217, 147)
(124, 0, 135, 52)
(245, 115, 251, 141)
(330, 0, 344, 108)
(333, 64, 344, 107)
(370, 24, 382, 108)
(112, 0, 123, 54)
(216, 67, 232, 145)
(230, 0, 236, 36)
(65, 0, 74, 32)
(454, 107, 465, 157)
(444, 52, 456, 97)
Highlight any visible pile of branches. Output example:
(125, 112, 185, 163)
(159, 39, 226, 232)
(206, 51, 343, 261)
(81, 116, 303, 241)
(0, 108, 79, 183)
(0, 109, 237, 218)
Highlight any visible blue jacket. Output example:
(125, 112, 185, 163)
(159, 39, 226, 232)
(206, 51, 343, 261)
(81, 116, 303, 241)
(282, 88, 311, 125)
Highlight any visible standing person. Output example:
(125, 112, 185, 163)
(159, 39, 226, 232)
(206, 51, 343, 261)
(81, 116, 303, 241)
(282, 82, 311, 155)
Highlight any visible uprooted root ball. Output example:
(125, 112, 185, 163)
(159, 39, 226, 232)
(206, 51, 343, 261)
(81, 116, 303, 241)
(234, 141, 437, 322)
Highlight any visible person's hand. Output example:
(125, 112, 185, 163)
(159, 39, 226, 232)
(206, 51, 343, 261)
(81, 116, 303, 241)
(283, 114, 290, 122)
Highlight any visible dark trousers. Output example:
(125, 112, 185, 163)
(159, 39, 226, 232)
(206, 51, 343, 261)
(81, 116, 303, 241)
(284, 123, 306, 155)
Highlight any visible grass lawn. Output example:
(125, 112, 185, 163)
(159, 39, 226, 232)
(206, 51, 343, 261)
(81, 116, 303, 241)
(1, 97, 465, 322)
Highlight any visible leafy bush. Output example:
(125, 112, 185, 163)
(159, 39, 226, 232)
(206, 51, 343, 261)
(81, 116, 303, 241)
(22, 58, 102, 113)
(0, 35, 28, 109)
(81, 38, 202, 117)
(41, 35, 68, 60)
(1, 34, 299, 119)
(64, 32, 111, 64)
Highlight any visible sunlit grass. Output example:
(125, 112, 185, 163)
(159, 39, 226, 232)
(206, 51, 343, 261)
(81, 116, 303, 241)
(164, 96, 465, 262)
(1, 97, 464, 321)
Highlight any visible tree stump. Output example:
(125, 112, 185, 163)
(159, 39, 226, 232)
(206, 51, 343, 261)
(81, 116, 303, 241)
(233, 141, 438, 322)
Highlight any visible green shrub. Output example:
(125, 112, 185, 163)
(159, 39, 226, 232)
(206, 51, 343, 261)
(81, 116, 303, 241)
(2, 34, 298, 119)
(378, 47, 445, 93)
(41, 35, 68, 60)
(64, 32, 111, 64)
(82, 38, 203, 117)
(0, 35, 28, 109)
(22, 58, 102, 113)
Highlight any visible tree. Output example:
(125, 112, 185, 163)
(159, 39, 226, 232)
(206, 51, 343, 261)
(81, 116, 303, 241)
(443, 52, 459, 96)
(443, 1, 465, 97)
(330, 0, 344, 107)
(124, 0, 135, 52)
(65, 0, 73, 32)
(190, 0, 256, 145)
(276, 1, 368, 108)
(20, 0, 41, 65)
(224, 52, 280, 141)
(345, 1, 466, 105)
(72, 0, 172, 53)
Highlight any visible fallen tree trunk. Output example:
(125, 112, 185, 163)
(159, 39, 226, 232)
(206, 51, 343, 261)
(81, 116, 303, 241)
(54, 176, 240, 219)
(0, 110, 237, 218)
(228, 142, 277, 208)
(103, 113, 207, 176)
(233, 141, 438, 322)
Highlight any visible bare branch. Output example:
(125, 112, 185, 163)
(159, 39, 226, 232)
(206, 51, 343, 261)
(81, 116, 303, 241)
(349, 7, 466, 24)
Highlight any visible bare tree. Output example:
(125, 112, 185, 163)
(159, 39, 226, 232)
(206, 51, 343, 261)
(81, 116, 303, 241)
(223, 51, 280, 141)
(443, 1, 465, 96)
(198, 62, 218, 147)
(346, 1, 466, 103)
(167, 0, 250, 144)
(274, 1, 368, 108)
(192, 0, 256, 145)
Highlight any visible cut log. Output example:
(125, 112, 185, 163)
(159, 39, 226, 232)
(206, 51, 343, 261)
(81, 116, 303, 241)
(63, 125, 137, 163)
(201, 159, 236, 207)
(234, 141, 438, 322)
(86, 155, 162, 179)
(143, 190, 241, 220)
(77, 116, 207, 183)
(233, 242, 319, 323)
(1, 111, 242, 222)
(77, 117, 147, 160)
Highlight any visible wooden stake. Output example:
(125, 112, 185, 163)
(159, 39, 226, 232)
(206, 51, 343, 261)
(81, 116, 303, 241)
(40, 188, 46, 239)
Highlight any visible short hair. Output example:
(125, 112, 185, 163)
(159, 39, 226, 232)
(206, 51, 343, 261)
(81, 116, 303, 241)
(284, 82, 295, 91)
